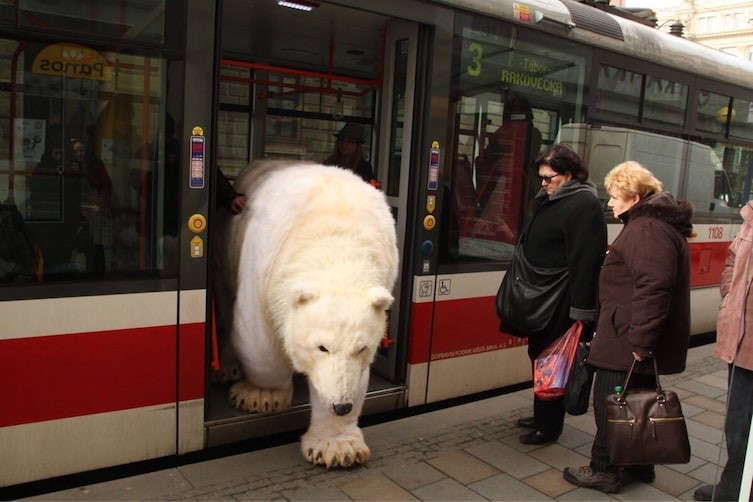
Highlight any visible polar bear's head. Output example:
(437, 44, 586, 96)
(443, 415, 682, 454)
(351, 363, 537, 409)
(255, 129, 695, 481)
(283, 284, 394, 416)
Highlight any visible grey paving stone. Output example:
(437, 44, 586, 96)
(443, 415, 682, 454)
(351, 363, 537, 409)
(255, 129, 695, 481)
(283, 485, 353, 500)
(468, 472, 555, 501)
(411, 477, 486, 501)
(28, 469, 192, 501)
(689, 461, 726, 485)
(557, 486, 618, 500)
(675, 380, 728, 399)
(338, 473, 418, 501)
(689, 435, 727, 462)
(465, 441, 550, 479)
(614, 480, 678, 501)
(687, 418, 726, 446)
(557, 424, 595, 450)
(381, 461, 447, 490)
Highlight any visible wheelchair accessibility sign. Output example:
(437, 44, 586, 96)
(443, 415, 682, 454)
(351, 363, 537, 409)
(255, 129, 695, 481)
(438, 279, 451, 295)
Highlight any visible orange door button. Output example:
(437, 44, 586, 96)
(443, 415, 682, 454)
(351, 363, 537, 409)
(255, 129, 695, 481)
(188, 214, 207, 234)
(423, 214, 436, 231)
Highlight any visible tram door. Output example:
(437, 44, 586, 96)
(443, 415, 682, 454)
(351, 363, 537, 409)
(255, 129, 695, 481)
(371, 20, 419, 381)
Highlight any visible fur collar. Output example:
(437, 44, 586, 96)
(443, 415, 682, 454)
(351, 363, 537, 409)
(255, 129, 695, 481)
(623, 192, 693, 237)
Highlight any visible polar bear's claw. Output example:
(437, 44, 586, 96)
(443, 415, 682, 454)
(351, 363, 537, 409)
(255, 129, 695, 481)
(300, 428, 370, 468)
(229, 380, 293, 414)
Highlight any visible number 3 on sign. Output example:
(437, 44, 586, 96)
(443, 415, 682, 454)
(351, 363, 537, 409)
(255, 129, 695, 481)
(467, 42, 482, 77)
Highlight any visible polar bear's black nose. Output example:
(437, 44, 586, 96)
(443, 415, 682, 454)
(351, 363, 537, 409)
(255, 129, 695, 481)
(333, 402, 353, 416)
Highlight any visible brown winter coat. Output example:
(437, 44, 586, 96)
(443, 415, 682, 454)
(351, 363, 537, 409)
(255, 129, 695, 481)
(715, 202, 753, 371)
(588, 192, 692, 375)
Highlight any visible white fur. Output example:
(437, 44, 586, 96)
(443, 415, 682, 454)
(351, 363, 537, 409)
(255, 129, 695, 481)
(216, 161, 399, 468)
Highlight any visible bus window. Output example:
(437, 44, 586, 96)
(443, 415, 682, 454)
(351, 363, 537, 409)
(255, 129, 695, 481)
(730, 97, 753, 141)
(697, 91, 731, 135)
(445, 14, 588, 262)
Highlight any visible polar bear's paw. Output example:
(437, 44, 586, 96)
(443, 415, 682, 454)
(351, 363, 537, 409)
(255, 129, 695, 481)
(300, 427, 370, 468)
(228, 380, 293, 413)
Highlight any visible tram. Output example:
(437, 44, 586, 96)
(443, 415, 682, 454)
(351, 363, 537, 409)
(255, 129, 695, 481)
(1, 0, 752, 488)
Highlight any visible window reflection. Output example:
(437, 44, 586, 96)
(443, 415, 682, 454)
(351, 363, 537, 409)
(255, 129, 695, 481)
(0, 40, 171, 283)
(445, 16, 587, 262)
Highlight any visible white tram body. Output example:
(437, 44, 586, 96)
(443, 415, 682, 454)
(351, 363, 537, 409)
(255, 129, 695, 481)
(1, 0, 752, 489)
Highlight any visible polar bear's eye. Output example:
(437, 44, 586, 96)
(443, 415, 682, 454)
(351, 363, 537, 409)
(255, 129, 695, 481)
(318, 345, 329, 353)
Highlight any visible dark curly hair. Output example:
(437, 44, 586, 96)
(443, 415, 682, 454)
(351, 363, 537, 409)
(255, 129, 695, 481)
(532, 144, 589, 182)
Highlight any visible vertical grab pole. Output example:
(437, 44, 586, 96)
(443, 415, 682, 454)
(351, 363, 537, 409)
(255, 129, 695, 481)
(739, 413, 753, 502)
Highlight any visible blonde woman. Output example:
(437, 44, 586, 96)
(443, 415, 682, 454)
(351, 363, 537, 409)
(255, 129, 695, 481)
(564, 161, 693, 493)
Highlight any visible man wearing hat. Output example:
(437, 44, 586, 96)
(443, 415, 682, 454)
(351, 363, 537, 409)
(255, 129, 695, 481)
(324, 122, 379, 187)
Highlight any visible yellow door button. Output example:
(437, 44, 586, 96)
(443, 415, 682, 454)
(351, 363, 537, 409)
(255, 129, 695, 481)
(188, 214, 207, 234)
(423, 214, 436, 230)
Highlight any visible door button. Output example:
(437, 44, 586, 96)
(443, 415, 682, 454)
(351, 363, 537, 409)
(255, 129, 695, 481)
(188, 214, 207, 233)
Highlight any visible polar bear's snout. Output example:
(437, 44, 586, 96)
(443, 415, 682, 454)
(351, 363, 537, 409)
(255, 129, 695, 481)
(333, 402, 353, 416)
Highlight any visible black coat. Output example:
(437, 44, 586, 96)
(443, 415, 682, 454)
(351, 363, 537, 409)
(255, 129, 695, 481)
(503, 180, 607, 357)
(588, 192, 692, 375)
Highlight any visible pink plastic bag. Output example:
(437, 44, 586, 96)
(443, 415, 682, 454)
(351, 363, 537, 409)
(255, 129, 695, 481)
(533, 321, 583, 400)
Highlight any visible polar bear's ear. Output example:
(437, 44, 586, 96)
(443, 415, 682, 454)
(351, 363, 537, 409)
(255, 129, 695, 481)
(292, 283, 318, 307)
(367, 286, 394, 311)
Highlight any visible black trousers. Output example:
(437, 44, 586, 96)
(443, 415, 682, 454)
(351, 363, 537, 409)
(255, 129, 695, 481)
(718, 364, 753, 497)
(528, 333, 565, 437)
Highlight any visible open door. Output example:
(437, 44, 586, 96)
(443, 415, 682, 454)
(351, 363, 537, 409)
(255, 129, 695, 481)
(372, 20, 419, 381)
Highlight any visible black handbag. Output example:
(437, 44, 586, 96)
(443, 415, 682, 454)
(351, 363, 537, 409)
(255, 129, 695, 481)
(496, 243, 569, 333)
(606, 357, 691, 466)
(564, 337, 593, 415)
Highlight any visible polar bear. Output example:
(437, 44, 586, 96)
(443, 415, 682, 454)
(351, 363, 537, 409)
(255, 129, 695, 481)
(215, 160, 399, 468)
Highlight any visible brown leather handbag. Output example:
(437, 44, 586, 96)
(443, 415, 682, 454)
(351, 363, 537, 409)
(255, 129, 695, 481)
(606, 357, 691, 465)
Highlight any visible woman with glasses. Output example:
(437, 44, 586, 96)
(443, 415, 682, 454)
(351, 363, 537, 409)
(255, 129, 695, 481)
(324, 122, 379, 187)
(499, 144, 607, 445)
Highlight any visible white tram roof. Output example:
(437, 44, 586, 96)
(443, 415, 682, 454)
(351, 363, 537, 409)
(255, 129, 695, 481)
(438, 0, 753, 90)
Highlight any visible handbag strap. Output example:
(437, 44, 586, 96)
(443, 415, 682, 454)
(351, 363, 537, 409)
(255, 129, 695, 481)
(618, 357, 663, 397)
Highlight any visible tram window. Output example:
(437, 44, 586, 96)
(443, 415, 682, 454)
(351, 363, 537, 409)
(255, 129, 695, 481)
(596, 65, 641, 123)
(217, 111, 250, 174)
(0, 39, 172, 284)
(446, 14, 588, 262)
(697, 91, 731, 135)
(18, 1, 165, 44)
(730, 97, 753, 141)
(643, 76, 688, 128)
(0, 2, 13, 25)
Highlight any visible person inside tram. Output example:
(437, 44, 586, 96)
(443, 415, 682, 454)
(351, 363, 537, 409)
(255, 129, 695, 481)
(323, 122, 380, 188)
(71, 138, 113, 278)
(26, 139, 64, 220)
(464, 96, 542, 247)
(217, 168, 247, 215)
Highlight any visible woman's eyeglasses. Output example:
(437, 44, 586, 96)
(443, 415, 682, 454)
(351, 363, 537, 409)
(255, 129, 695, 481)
(539, 173, 560, 184)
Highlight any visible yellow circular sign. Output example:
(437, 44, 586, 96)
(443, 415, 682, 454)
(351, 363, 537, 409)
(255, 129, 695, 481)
(192, 126, 204, 136)
(188, 214, 207, 233)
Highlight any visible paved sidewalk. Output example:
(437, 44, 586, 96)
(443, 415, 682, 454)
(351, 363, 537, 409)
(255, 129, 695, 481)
(28, 344, 729, 501)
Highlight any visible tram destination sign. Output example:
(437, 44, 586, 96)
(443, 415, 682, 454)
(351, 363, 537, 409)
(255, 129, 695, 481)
(459, 32, 577, 100)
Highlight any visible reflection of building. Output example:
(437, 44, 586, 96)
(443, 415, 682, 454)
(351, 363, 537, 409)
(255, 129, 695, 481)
(612, 0, 753, 61)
